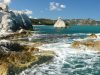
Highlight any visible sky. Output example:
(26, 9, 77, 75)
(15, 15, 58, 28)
(8, 0, 100, 20)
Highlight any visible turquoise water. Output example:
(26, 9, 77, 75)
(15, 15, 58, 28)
(20, 25, 100, 75)
(33, 25, 100, 34)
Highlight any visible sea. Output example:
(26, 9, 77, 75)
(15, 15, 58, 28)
(20, 25, 100, 75)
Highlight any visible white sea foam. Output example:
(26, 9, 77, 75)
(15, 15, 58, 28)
(20, 36, 100, 75)
(20, 44, 99, 75)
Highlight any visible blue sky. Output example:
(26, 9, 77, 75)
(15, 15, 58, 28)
(9, 0, 100, 20)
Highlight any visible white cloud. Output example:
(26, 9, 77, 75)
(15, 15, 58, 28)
(24, 9, 32, 14)
(12, 9, 32, 15)
(3, 0, 11, 5)
(49, 2, 66, 11)
(60, 5, 66, 8)
(29, 16, 32, 18)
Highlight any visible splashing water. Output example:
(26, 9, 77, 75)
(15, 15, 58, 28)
(20, 35, 100, 75)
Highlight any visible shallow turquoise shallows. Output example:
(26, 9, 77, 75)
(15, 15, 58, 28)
(33, 25, 100, 34)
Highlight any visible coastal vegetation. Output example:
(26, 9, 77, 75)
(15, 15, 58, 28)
(31, 18, 69, 26)
(31, 18, 100, 25)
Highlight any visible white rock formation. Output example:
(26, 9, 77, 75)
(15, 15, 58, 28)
(54, 17, 66, 28)
(0, 1, 33, 33)
(0, 3, 8, 12)
(1, 13, 13, 32)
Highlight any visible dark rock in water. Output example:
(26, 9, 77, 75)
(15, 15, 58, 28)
(9, 11, 33, 31)
(8, 11, 20, 31)
(0, 40, 55, 75)
(0, 40, 22, 52)
(20, 13, 33, 30)
(0, 41, 54, 75)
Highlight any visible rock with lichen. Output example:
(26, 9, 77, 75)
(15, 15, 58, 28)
(71, 39, 100, 51)
(88, 34, 97, 39)
(0, 29, 32, 40)
(0, 61, 9, 75)
(0, 40, 55, 75)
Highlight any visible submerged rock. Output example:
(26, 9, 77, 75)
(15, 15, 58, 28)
(71, 41, 81, 48)
(71, 39, 100, 52)
(88, 34, 97, 39)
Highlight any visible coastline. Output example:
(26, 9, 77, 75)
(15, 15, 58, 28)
(0, 31, 55, 75)
(31, 18, 100, 26)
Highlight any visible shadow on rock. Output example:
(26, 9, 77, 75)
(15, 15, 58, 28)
(0, 40, 55, 75)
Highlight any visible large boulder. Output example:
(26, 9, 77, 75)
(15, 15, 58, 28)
(54, 17, 66, 28)
(87, 34, 97, 39)
(0, 40, 22, 52)
(10, 11, 33, 31)
(0, 3, 8, 12)
(0, 10, 33, 32)
(1, 12, 15, 32)
(71, 40, 100, 52)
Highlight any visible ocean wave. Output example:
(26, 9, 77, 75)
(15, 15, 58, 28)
(20, 40, 100, 75)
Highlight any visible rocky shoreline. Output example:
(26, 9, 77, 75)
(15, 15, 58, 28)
(1, 30, 100, 75)
(0, 31, 55, 75)
(71, 34, 100, 52)
(0, 1, 56, 75)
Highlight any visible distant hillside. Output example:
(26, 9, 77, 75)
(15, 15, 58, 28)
(30, 18, 69, 26)
(66, 19, 100, 25)
(30, 18, 100, 26)
(30, 19, 55, 25)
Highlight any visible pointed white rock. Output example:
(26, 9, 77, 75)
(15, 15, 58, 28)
(54, 17, 66, 28)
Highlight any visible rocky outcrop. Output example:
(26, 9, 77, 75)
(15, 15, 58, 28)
(71, 39, 100, 51)
(71, 41, 81, 49)
(87, 34, 97, 39)
(0, 11, 33, 32)
(9, 11, 33, 31)
(0, 2, 55, 75)
(0, 61, 8, 75)
(54, 17, 66, 28)
(0, 3, 8, 12)
(0, 40, 55, 75)
(0, 2, 33, 32)
(0, 29, 32, 40)
(71, 34, 100, 51)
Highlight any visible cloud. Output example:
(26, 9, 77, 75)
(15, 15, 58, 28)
(29, 16, 33, 18)
(12, 9, 32, 15)
(49, 2, 66, 11)
(60, 5, 66, 8)
(24, 9, 32, 14)
(3, 0, 11, 5)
